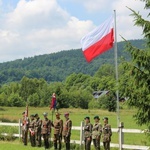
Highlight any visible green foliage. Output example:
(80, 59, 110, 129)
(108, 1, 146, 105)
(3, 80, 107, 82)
(0, 126, 18, 141)
(0, 40, 145, 84)
(0, 63, 117, 110)
(94, 64, 115, 78)
(122, 0, 150, 130)
(89, 92, 116, 112)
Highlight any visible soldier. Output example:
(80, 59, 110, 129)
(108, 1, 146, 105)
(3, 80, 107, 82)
(52, 112, 63, 150)
(102, 117, 112, 150)
(41, 112, 52, 149)
(34, 113, 42, 147)
(84, 116, 93, 150)
(22, 111, 29, 146)
(92, 116, 102, 150)
(63, 112, 72, 150)
(29, 114, 36, 147)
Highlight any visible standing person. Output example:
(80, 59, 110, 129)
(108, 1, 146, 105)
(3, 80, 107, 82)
(29, 114, 36, 147)
(41, 112, 52, 150)
(52, 112, 63, 150)
(92, 116, 102, 150)
(22, 111, 29, 146)
(34, 113, 42, 147)
(102, 117, 112, 150)
(63, 112, 72, 150)
(84, 116, 93, 150)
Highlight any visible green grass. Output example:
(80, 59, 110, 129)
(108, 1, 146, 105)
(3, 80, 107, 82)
(0, 140, 119, 150)
(0, 105, 150, 148)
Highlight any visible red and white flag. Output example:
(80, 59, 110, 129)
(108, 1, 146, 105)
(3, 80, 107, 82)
(81, 17, 114, 62)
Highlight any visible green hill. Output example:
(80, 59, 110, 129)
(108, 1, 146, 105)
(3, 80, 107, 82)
(0, 39, 145, 84)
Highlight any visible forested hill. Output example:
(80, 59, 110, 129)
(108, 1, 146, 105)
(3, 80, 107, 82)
(0, 39, 144, 84)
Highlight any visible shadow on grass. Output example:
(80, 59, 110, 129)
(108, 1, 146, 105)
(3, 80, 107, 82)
(0, 108, 6, 111)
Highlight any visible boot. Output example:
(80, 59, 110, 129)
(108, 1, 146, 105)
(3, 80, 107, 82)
(58, 143, 61, 150)
(54, 143, 57, 150)
(66, 143, 70, 150)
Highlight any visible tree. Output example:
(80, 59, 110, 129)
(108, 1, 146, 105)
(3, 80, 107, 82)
(122, 0, 150, 129)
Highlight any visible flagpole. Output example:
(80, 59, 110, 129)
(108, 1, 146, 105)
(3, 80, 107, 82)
(114, 10, 120, 127)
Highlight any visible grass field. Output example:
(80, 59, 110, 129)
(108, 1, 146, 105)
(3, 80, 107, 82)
(0, 140, 120, 150)
(0, 104, 150, 149)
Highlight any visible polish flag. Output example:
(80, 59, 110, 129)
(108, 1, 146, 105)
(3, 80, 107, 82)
(81, 17, 114, 62)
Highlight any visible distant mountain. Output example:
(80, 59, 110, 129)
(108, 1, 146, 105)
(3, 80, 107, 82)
(0, 39, 145, 84)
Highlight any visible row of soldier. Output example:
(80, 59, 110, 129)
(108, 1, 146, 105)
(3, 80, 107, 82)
(84, 116, 112, 150)
(22, 111, 72, 150)
(22, 111, 112, 150)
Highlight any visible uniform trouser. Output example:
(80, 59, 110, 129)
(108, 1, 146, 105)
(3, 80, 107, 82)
(35, 130, 41, 146)
(29, 132, 36, 147)
(93, 138, 100, 150)
(64, 134, 71, 150)
(43, 134, 50, 149)
(22, 129, 28, 145)
(84, 137, 92, 150)
(103, 142, 110, 150)
(53, 134, 62, 150)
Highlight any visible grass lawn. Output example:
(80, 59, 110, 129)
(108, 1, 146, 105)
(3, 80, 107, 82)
(0, 140, 118, 150)
(0, 105, 150, 148)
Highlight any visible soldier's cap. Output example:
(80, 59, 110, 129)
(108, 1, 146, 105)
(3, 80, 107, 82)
(30, 114, 34, 117)
(94, 116, 100, 120)
(22, 111, 25, 115)
(43, 112, 48, 116)
(103, 117, 108, 120)
(64, 112, 69, 116)
(84, 116, 90, 120)
(34, 113, 38, 117)
(55, 112, 61, 116)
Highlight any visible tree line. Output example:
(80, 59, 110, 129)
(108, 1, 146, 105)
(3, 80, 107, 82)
(0, 64, 119, 111)
(0, 40, 144, 84)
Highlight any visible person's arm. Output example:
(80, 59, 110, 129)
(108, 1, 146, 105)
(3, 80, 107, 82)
(48, 120, 52, 134)
(89, 123, 93, 138)
(66, 120, 72, 136)
(98, 123, 103, 136)
(108, 125, 112, 137)
(59, 119, 63, 135)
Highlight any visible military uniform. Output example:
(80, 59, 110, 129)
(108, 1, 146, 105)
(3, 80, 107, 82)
(63, 112, 72, 150)
(29, 115, 36, 147)
(41, 112, 52, 149)
(102, 117, 112, 150)
(22, 112, 29, 146)
(84, 117, 93, 150)
(34, 114, 42, 147)
(92, 116, 102, 150)
(53, 112, 63, 150)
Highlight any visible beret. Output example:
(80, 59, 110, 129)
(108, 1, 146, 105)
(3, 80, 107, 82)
(84, 116, 90, 120)
(94, 116, 100, 120)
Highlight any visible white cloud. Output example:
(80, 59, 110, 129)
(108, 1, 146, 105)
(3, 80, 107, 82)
(0, 0, 95, 62)
(0, 0, 148, 62)
(112, 0, 148, 41)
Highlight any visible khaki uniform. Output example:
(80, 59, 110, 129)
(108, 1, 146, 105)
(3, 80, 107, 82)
(84, 123, 93, 150)
(53, 118, 63, 150)
(92, 123, 102, 150)
(34, 117, 42, 147)
(29, 118, 36, 147)
(22, 116, 29, 145)
(41, 117, 52, 149)
(63, 119, 72, 150)
(102, 124, 112, 150)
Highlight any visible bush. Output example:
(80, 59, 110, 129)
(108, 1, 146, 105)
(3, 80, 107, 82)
(0, 126, 18, 141)
(89, 92, 117, 111)
(0, 117, 17, 123)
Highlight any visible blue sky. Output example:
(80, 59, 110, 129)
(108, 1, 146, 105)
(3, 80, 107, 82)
(0, 0, 148, 62)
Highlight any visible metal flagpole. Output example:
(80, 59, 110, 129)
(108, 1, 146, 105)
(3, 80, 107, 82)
(114, 10, 120, 127)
